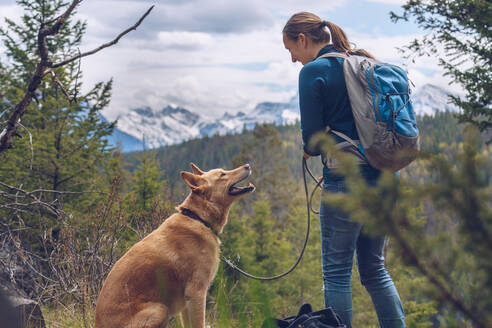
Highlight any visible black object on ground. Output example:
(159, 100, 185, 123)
(262, 303, 347, 328)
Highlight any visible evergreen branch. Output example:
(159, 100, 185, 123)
(51, 5, 155, 68)
(55, 174, 77, 186)
(387, 211, 487, 328)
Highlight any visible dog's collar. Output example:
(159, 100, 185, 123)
(180, 208, 220, 238)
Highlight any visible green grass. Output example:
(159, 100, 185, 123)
(42, 303, 95, 328)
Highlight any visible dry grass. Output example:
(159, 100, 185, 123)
(42, 303, 95, 328)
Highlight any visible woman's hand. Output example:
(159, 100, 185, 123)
(303, 151, 311, 160)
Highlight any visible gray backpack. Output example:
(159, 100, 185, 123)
(317, 52, 420, 172)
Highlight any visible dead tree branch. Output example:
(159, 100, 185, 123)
(0, 181, 105, 196)
(52, 5, 155, 68)
(48, 69, 73, 103)
(0, 2, 154, 154)
(0, 182, 64, 217)
(0, 182, 104, 221)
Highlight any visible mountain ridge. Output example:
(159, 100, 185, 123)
(106, 83, 459, 152)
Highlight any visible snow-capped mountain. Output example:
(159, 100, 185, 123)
(115, 105, 202, 149)
(411, 84, 460, 115)
(199, 96, 300, 137)
(111, 96, 300, 151)
(107, 83, 459, 152)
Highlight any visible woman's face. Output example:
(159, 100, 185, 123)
(282, 33, 313, 66)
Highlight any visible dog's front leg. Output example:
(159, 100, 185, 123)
(181, 291, 207, 328)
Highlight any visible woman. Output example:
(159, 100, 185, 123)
(282, 12, 406, 328)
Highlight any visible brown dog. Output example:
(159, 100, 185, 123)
(94, 163, 255, 328)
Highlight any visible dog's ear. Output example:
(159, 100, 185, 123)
(181, 171, 207, 193)
(190, 162, 204, 176)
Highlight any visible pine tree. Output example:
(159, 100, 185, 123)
(0, 1, 116, 241)
(232, 124, 296, 220)
(391, 0, 492, 140)
(132, 141, 164, 211)
(316, 125, 491, 327)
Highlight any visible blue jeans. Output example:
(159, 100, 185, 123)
(319, 165, 406, 328)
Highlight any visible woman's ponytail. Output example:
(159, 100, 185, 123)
(325, 21, 375, 59)
(324, 21, 350, 54)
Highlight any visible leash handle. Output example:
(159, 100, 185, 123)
(220, 157, 318, 281)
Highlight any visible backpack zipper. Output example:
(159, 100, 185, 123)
(369, 65, 382, 122)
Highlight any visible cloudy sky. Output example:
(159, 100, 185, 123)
(0, 0, 460, 120)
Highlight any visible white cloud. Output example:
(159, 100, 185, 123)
(78, 19, 303, 120)
(77, 0, 349, 38)
(78, 0, 273, 35)
(156, 31, 213, 51)
(1, 0, 461, 122)
(75, 6, 458, 120)
(0, 4, 22, 27)
(348, 32, 420, 62)
(265, 0, 348, 15)
(365, 0, 406, 4)
(0, 5, 24, 62)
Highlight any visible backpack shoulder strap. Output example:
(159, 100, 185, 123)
(325, 126, 358, 149)
(325, 126, 368, 163)
(318, 52, 384, 65)
(316, 52, 349, 60)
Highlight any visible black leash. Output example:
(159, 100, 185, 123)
(221, 157, 323, 281)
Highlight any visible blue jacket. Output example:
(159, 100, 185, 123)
(299, 44, 359, 156)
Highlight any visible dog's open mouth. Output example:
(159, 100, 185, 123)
(228, 176, 255, 196)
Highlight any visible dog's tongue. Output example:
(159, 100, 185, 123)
(229, 183, 255, 195)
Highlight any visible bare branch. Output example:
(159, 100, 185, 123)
(49, 69, 74, 103)
(0, 182, 105, 196)
(0, 181, 104, 220)
(0, 109, 10, 120)
(0, 2, 153, 154)
(0, 201, 57, 214)
(52, 5, 155, 68)
(72, 48, 82, 101)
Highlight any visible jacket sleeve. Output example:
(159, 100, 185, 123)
(299, 64, 326, 156)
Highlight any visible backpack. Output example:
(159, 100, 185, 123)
(317, 52, 420, 172)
